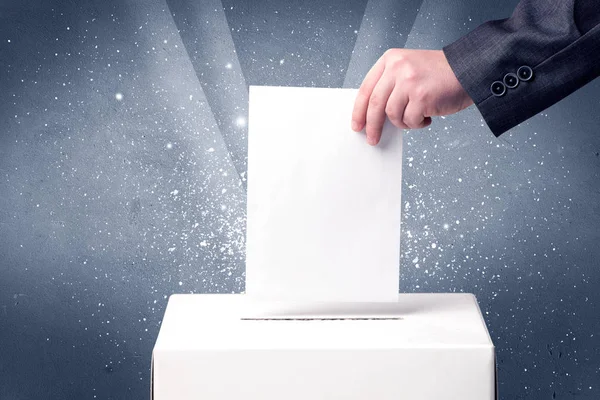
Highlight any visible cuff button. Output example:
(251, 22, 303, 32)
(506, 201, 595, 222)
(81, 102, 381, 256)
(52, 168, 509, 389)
(517, 65, 533, 81)
(503, 73, 519, 88)
(490, 81, 506, 97)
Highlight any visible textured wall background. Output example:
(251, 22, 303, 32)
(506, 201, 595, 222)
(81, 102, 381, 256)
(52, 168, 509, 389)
(1, 0, 599, 399)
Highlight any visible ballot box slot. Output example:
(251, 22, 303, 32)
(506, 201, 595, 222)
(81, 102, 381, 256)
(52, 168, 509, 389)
(240, 317, 403, 321)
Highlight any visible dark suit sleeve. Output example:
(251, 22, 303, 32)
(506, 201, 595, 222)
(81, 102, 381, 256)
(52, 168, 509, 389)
(443, 0, 600, 136)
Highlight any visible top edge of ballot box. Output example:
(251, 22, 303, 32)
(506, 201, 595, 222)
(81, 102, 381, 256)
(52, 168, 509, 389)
(151, 293, 497, 400)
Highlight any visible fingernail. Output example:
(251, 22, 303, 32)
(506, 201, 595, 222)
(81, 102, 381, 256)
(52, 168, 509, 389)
(367, 136, 377, 145)
(351, 121, 359, 131)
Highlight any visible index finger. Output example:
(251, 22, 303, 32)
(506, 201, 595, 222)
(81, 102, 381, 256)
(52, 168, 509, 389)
(351, 56, 385, 132)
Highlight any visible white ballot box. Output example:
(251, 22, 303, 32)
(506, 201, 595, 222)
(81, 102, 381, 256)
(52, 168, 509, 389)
(151, 87, 497, 398)
(151, 293, 497, 399)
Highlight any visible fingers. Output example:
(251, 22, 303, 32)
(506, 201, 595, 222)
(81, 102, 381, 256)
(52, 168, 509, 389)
(365, 72, 395, 145)
(403, 100, 432, 129)
(353, 49, 438, 145)
(352, 56, 385, 132)
(385, 87, 409, 130)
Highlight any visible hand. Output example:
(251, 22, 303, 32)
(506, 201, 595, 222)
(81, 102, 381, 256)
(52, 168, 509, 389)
(351, 49, 474, 145)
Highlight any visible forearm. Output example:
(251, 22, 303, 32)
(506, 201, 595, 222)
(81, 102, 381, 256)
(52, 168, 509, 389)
(443, 0, 600, 136)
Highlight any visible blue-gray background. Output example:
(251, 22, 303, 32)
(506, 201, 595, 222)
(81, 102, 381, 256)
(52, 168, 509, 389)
(1, 0, 598, 398)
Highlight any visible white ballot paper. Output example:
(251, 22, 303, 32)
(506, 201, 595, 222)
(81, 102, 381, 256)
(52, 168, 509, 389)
(246, 86, 403, 302)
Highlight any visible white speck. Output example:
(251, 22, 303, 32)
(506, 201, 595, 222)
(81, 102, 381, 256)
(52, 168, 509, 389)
(220, 204, 227, 211)
(412, 256, 419, 264)
(225, 63, 232, 69)
(115, 92, 123, 101)
(166, 143, 173, 149)
(221, 189, 227, 194)
(458, 178, 462, 182)
(235, 116, 246, 127)
(170, 189, 179, 196)
(455, 220, 460, 225)
(200, 240, 208, 247)
(443, 223, 449, 230)
(168, 247, 176, 252)
(206, 147, 215, 153)
(279, 59, 285, 65)
(431, 243, 437, 249)
(67, 27, 70, 30)
(7, 39, 10, 43)
(163, 39, 168, 44)
(189, 95, 193, 101)
(178, 281, 183, 286)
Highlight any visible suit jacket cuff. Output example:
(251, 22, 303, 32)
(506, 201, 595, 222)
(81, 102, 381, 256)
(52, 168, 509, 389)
(442, 4, 598, 137)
